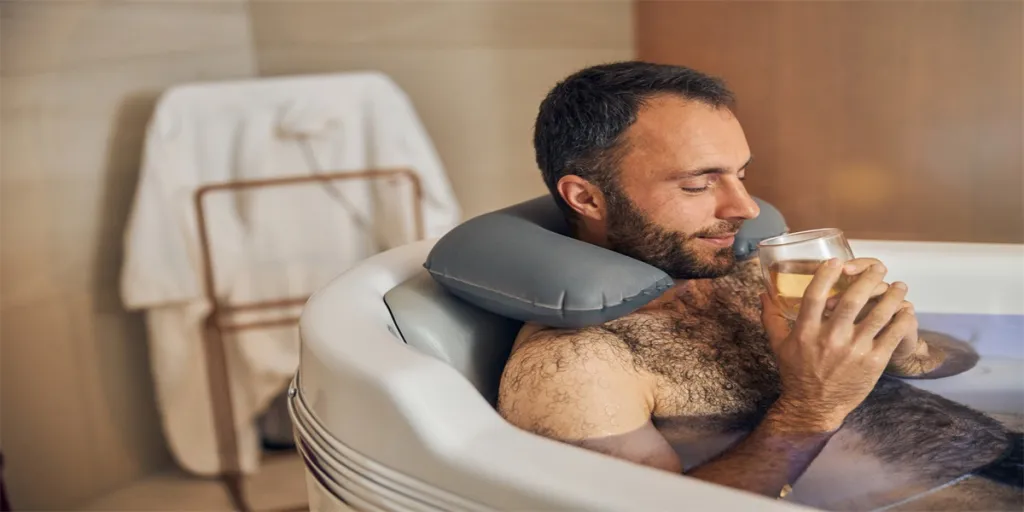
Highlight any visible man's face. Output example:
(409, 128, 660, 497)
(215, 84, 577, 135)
(603, 94, 759, 279)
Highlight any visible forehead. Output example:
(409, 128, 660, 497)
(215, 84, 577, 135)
(620, 94, 749, 179)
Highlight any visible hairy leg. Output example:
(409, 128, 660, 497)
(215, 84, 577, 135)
(789, 377, 1020, 510)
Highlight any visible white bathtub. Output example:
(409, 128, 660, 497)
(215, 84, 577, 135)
(290, 238, 1024, 511)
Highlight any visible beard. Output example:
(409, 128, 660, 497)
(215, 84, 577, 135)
(604, 187, 741, 279)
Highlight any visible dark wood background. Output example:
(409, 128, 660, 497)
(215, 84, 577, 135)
(637, 0, 1023, 243)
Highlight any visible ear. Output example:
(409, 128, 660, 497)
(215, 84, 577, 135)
(557, 175, 606, 222)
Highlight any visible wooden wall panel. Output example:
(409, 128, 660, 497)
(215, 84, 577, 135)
(638, 0, 1023, 243)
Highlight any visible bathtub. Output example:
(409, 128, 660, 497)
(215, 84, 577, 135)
(289, 238, 1024, 511)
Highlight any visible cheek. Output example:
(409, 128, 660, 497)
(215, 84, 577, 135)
(650, 192, 719, 234)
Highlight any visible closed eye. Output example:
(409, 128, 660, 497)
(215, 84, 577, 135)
(681, 173, 720, 193)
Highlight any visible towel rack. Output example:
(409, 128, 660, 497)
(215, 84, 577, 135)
(193, 169, 425, 512)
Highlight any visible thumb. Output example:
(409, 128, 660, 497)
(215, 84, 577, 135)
(760, 293, 791, 348)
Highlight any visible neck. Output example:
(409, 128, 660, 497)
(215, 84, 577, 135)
(643, 279, 703, 311)
(574, 224, 609, 249)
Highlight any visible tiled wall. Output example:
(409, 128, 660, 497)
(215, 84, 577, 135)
(0, 0, 634, 508)
(0, 2, 257, 509)
(248, 0, 635, 218)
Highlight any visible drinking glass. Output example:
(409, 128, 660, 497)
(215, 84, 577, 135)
(757, 228, 855, 320)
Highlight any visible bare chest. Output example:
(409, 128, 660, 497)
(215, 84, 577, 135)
(602, 283, 782, 436)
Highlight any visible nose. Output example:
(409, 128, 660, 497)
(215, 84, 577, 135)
(716, 179, 760, 221)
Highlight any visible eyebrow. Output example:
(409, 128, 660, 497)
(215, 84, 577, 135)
(663, 155, 754, 180)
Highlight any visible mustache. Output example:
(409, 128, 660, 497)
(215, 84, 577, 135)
(691, 220, 744, 239)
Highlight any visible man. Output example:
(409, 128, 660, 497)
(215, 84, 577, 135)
(497, 62, 1022, 510)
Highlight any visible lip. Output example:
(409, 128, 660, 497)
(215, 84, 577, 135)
(697, 234, 736, 248)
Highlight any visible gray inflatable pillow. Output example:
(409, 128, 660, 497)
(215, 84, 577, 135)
(424, 195, 786, 329)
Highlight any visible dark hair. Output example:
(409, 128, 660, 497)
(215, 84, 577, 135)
(533, 61, 735, 219)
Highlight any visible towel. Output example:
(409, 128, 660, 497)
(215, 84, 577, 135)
(120, 71, 461, 474)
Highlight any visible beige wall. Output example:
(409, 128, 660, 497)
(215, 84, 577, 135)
(248, 0, 635, 219)
(0, 1, 257, 509)
(0, 0, 633, 509)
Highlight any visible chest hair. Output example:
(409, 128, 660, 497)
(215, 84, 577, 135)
(602, 260, 782, 432)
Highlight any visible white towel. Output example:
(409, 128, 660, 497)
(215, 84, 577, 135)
(120, 72, 461, 475)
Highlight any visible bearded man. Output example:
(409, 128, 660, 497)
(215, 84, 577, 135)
(497, 61, 1022, 510)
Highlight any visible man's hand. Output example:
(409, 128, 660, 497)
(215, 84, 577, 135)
(827, 258, 950, 378)
(883, 325, 944, 377)
(889, 330, 978, 379)
(761, 259, 914, 432)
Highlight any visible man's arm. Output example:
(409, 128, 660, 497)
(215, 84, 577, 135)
(497, 328, 836, 498)
(686, 402, 835, 497)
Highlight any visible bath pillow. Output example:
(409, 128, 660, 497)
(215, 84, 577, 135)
(424, 195, 786, 329)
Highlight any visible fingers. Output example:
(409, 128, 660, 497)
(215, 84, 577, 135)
(887, 325, 922, 369)
(826, 258, 886, 310)
(872, 303, 918, 356)
(796, 258, 845, 329)
(854, 282, 909, 340)
(842, 258, 882, 276)
(830, 263, 888, 326)
(826, 281, 889, 311)
(761, 293, 791, 349)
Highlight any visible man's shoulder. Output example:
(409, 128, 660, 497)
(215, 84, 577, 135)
(511, 322, 634, 365)
(499, 322, 655, 434)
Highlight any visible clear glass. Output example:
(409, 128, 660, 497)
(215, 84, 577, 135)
(757, 228, 855, 320)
